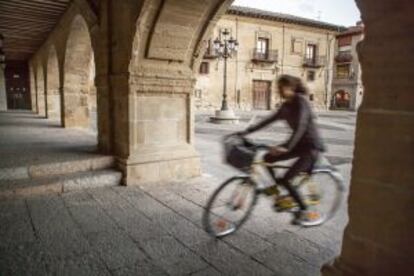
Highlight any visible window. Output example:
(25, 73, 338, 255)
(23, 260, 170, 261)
(336, 64, 350, 79)
(307, 70, 316, 82)
(306, 44, 317, 60)
(291, 38, 303, 54)
(256, 37, 269, 58)
(338, 36, 352, 47)
(199, 62, 209, 74)
(194, 89, 202, 98)
(309, 94, 314, 101)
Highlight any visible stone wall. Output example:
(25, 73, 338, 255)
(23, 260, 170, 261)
(323, 0, 414, 274)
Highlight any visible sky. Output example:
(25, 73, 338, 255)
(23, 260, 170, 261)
(232, 0, 361, 27)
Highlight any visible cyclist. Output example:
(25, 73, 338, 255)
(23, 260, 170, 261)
(237, 74, 326, 226)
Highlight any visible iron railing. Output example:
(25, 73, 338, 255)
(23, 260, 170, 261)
(251, 48, 278, 63)
(303, 56, 326, 67)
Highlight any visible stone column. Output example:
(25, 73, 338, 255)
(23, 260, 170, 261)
(109, 0, 203, 185)
(323, 0, 414, 275)
(117, 72, 200, 184)
(0, 66, 7, 111)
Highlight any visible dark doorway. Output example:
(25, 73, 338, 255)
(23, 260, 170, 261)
(334, 90, 351, 109)
(5, 61, 31, 110)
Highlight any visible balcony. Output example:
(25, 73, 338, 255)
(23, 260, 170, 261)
(303, 56, 326, 68)
(335, 51, 353, 63)
(251, 48, 278, 63)
(203, 47, 218, 59)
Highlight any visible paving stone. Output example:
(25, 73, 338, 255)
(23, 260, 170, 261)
(145, 189, 205, 226)
(224, 228, 273, 255)
(0, 241, 49, 275)
(190, 266, 222, 276)
(253, 245, 320, 276)
(141, 235, 209, 275)
(26, 195, 91, 257)
(112, 259, 168, 276)
(47, 251, 111, 276)
(266, 230, 335, 268)
(193, 240, 274, 276)
(85, 230, 147, 271)
(62, 191, 118, 234)
(90, 189, 169, 241)
(0, 199, 37, 246)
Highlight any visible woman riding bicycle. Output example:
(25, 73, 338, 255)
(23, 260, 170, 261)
(237, 74, 326, 226)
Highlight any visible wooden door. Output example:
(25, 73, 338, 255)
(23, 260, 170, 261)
(5, 61, 31, 110)
(253, 80, 271, 110)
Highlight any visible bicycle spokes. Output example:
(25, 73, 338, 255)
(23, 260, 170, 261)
(203, 177, 257, 237)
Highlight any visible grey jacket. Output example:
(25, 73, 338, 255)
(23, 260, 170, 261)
(246, 94, 325, 152)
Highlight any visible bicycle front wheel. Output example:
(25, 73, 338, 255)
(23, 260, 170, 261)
(202, 176, 258, 238)
(296, 169, 345, 224)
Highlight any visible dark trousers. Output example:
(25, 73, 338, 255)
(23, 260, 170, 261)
(264, 147, 319, 210)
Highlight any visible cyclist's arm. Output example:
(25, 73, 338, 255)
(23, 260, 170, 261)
(285, 96, 310, 151)
(244, 108, 283, 134)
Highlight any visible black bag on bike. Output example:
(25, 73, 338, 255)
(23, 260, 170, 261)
(223, 136, 256, 172)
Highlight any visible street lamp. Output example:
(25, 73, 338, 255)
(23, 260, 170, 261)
(210, 28, 240, 124)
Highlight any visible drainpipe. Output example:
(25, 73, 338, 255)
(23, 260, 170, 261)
(281, 25, 285, 75)
(325, 32, 335, 110)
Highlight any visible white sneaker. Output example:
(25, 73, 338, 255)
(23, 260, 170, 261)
(293, 210, 325, 227)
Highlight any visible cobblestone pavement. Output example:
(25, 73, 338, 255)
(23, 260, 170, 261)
(0, 110, 356, 275)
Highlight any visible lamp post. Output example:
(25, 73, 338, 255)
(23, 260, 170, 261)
(210, 28, 240, 124)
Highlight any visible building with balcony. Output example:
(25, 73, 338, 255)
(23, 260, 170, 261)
(195, 6, 344, 111)
(331, 22, 364, 110)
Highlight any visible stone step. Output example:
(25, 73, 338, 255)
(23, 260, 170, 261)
(0, 156, 116, 181)
(0, 169, 123, 199)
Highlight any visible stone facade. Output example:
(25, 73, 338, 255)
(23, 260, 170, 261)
(331, 23, 364, 111)
(195, 7, 342, 112)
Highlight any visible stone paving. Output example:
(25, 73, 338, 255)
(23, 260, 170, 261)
(0, 110, 356, 275)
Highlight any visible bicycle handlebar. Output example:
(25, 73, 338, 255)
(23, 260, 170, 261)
(224, 133, 271, 151)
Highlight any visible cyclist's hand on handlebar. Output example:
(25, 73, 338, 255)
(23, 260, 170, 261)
(269, 146, 288, 156)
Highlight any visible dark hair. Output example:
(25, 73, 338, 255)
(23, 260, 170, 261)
(277, 74, 309, 95)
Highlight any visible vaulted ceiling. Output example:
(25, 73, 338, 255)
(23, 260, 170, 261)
(0, 0, 71, 61)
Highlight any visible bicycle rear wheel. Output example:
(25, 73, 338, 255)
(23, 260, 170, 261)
(295, 169, 345, 224)
(202, 177, 258, 238)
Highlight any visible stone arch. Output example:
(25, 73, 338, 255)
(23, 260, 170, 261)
(63, 14, 96, 130)
(333, 89, 351, 109)
(46, 45, 61, 122)
(36, 62, 46, 117)
(111, 0, 235, 182)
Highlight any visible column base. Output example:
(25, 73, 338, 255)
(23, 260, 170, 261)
(117, 144, 201, 185)
(210, 109, 240, 124)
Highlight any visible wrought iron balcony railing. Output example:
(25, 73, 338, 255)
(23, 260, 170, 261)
(251, 48, 278, 63)
(203, 47, 218, 59)
(335, 51, 353, 63)
(303, 56, 326, 68)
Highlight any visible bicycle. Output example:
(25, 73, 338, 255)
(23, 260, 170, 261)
(202, 135, 345, 238)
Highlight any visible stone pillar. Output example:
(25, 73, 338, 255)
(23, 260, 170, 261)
(109, 0, 204, 185)
(0, 66, 7, 111)
(323, 0, 414, 275)
(117, 73, 201, 184)
(29, 65, 37, 113)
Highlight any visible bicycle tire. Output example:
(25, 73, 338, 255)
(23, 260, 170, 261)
(202, 176, 258, 238)
(296, 168, 345, 224)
